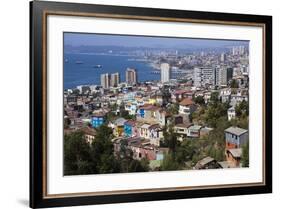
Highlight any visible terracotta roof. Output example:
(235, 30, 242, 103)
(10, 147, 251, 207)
(92, 112, 106, 117)
(81, 127, 97, 136)
(174, 89, 191, 95)
(139, 104, 160, 111)
(179, 98, 194, 106)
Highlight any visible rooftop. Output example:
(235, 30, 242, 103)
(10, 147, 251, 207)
(81, 126, 97, 136)
(113, 117, 127, 126)
(188, 125, 202, 130)
(139, 104, 160, 111)
(179, 98, 194, 106)
(175, 123, 192, 128)
(92, 112, 106, 117)
(174, 89, 192, 95)
(124, 120, 136, 126)
(227, 148, 242, 158)
(225, 126, 248, 136)
(141, 124, 151, 129)
(196, 156, 215, 166)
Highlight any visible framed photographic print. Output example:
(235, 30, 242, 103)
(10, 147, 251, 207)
(30, 0, 272, 208)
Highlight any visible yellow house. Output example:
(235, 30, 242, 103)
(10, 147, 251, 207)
(113, 117, 127, 137)
(148, 98, 156, 105)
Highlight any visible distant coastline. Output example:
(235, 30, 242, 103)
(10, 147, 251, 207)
(63, 53, 160, 89)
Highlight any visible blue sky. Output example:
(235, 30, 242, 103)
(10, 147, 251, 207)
(64, 32, 249, 48)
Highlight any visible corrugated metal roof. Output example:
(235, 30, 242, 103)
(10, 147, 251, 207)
(225, 126, 248, 136)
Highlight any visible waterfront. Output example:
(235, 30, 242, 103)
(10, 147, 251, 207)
(64, 53, 160, 89)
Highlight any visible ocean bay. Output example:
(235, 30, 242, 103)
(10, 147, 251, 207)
(64, 53, 159, 89)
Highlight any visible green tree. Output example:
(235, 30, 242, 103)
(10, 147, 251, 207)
(91, 125, 120, 174)
(128, 158, 150, 172)
(204, 103, 228, 128)
(174, 140, 196, 165)
(64, 131, 92, 175)
(241, 141, 249, 167)
(116, 139, 150, 173)
(230, 79, 239, 88)
(210, 92, 219, 105)
(168, 103, 179, 114)
(161, 85, 171, 106)
(194, 95, 205, 105)
(160, 153, 180, 171)
(163, 124, 179, 153)
(235, 100, 249, 117)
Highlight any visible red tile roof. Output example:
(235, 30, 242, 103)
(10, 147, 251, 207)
(140, 104, 160, 111)
(179, 98, 194, 106)
(174, 89, 192, 95)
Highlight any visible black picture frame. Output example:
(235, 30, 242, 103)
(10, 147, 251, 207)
(30, 1, 272, 208)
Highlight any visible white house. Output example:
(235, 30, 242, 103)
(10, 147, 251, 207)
(219, 88, 232, 103)
(187, 125, 202, 138)
(178, 98, 197, 115)
(227, 106, 236, 121)
(148, 124, 163, 146)
(174, 123, 192, 141)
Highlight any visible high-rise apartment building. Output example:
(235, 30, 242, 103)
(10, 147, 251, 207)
(220, 53, 226, 62)
(100, 73, 110, 89)
(160, 63, 170, 83)
(193, 67, 215, 87)
(126, 68, 137, 85)
(215, 67, 233, 87)
(110, 72, 120, 87)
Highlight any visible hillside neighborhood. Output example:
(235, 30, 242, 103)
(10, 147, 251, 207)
(64, 46, 249, 175)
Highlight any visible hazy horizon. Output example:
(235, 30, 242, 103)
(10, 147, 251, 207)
(64, 32, 249, 49)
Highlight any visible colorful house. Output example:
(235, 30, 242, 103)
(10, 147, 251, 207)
(112, 117, 127, 137)
(127, 137, 157, 161)
(91, 112, 106, 128)
(136, 104, 160, 123)
(178, 98, 197, 115)
(224, 126, 248, 149)
(148, 124, 163, 146)
(124, 102, 137, 115)
(124, 120, 137, 137)
(139, 123, 150, 139)
(172, 89, 193, 103)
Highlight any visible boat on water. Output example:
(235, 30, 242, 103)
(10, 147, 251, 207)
(93, 64, 102, 68)
(75, 61, 83, 64)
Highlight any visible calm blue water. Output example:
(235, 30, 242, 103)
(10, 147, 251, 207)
(64, 53, 160, 89)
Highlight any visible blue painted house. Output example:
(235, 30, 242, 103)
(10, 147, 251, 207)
(124, 120, 136, 137)
(91, 113, 106, 128)
(224, 126, 248, 149)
